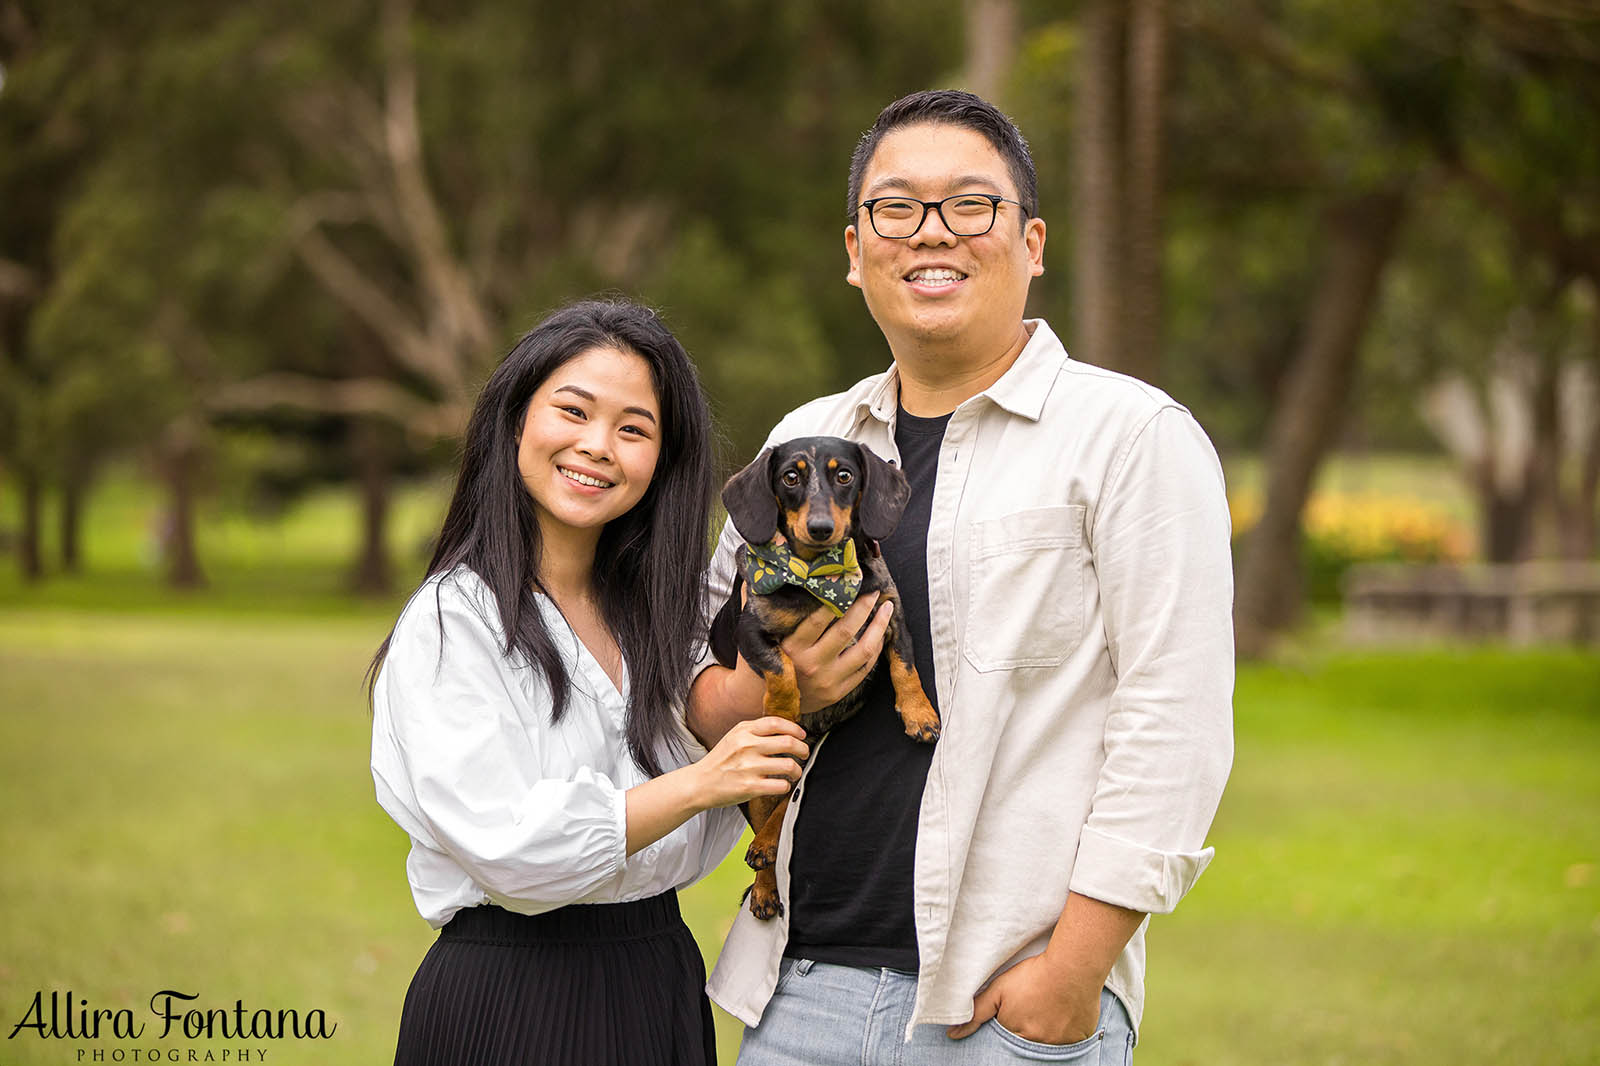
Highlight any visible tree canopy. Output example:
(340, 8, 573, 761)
(2, 0, 1596, 638)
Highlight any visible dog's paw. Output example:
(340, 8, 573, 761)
(894, 685, 942, 744)
(900, 702, 941, 743)
(748, 885, 784, 921)
(744, 838, 777, 871)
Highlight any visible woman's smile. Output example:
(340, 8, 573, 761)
(557, 465, 615, 490)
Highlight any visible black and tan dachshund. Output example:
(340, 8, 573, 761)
(710, 436, 940, 920)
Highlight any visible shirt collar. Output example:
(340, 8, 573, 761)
(977, 319, 1067, 422)
(854, 319, 1068, 427)
(859, 362, 902, 426)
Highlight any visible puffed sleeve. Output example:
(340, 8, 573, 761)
(371, 575, 629, 910)
(1069, 406, 1235, 914)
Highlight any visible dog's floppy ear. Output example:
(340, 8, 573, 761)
(854, 443, 911, 541)
(722, 447, 779, 544)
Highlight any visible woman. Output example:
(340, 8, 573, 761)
(368, 298, 806, 1066)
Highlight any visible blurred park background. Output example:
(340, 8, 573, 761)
(1, 0, 1597, 1063)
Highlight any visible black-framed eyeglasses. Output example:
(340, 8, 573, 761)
(856, 193, 1024, 239)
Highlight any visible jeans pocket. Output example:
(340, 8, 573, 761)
(771, 956, 812, 997)
(985, 1017, 1105, 1060)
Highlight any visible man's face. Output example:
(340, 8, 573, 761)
(845, 122, 1045, 354)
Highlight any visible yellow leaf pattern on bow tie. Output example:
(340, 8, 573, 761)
(740, 538, 864, 616)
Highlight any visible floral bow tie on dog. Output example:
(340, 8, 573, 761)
(738, 537, 863, 617)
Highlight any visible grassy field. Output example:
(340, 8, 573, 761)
(1, 457, 1595, 1064)
(1, 606, 1595, 1065)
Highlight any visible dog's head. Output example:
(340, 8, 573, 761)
(722, 437, 910, 555)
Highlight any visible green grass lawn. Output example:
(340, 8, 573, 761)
(2, 606, 1595, 1065)
(1143, 651, 1600, 1066)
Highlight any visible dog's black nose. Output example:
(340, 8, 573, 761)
(806, 518, 834, 542)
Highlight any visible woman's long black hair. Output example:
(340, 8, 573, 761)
(368, 298, 716, 778)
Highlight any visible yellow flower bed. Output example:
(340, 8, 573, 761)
(1230, 489, 1474, 601)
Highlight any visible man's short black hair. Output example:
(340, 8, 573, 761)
(847, 90, 1038, 226)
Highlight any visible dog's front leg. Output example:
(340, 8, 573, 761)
(743, 794, 790, 871)
(761, 646, 802, 721)
(886, 616, 941, 742)
(743, 786, 791, 919)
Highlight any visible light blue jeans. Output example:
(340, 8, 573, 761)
(736, 958, 1135, 1065)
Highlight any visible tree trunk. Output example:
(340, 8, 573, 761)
(1570, 427, 1600, 559)
(349, 419, 393, 596)
(1121, 0, 1167, 386)
(1234, 190, 1409, 657)
(1558, 348, 1600, 560)
(1568, 396, 1600, 559)
(18, 466, 43, 581)
(59, 460, 89, 574)
(159, 422, 206, 589)
(1072, 0, 1124, 372)
(1525, 348, 1563, 560)
(1481, 480, 1534, 563)
(964, 0, 1019, 103)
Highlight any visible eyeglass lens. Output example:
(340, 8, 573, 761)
(870, 195, 998, 238)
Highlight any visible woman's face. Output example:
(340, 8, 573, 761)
(516, 346, 663, 545)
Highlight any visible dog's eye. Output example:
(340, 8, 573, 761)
(781, 470, 801, 487)
(835, 470, 854, 485)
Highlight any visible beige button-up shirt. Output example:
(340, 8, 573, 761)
(701, 320, 1234, 1041)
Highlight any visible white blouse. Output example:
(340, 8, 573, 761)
(370, 565, 745, 928)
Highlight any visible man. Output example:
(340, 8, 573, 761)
(686, 89, 1233, 1064)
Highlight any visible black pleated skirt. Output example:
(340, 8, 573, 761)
(393, 892, 716, 1066)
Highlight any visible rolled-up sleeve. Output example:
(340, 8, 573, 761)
(372, 583, 629, 909)
(1070, 406, 1235, 914)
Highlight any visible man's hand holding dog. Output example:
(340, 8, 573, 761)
(785, 591, 894, 717)
(687, 591, 893, 746)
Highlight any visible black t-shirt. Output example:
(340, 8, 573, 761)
(785, 407, 948, 970)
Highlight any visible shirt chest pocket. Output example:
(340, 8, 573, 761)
(963, 504, 1087, 672)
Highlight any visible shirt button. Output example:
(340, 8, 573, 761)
(791, 786, 801, 802)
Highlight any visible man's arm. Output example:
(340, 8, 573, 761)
(1069, 405, 1234, 910)
(952, 405, 1234, 1045)
(685, 659, 764, 749)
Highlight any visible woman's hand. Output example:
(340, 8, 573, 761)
(626, 716, 807, 856)
(692, 716, 810, 809)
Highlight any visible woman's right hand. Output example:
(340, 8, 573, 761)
(693, 716, 809, 809)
